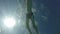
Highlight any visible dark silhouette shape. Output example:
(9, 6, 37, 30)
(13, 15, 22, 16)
(26, 0, 39, 34)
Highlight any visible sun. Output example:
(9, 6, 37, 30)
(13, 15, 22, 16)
(3, 17, 16, 28)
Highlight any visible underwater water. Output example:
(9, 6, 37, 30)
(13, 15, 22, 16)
(0, 0, 57, 34)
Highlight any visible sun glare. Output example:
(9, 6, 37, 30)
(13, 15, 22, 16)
(3, 17, 16, 28)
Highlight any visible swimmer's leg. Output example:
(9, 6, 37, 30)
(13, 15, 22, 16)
(31, 15, 39, 34)
(26, 16, 32, 34)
